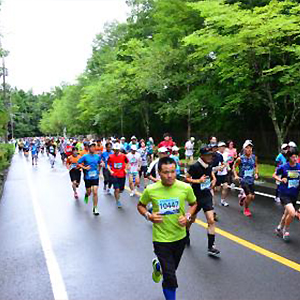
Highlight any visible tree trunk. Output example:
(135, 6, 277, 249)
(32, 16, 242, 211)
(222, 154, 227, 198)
(120, 103, 124, 137)
(187, 85, 191, 139)
(265, 83, 283, 151)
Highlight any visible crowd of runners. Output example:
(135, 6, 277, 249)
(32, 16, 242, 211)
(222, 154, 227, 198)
(14, 133, 300, 300)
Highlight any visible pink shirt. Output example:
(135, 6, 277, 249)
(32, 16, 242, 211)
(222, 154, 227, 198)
(227, 148, 237, 164)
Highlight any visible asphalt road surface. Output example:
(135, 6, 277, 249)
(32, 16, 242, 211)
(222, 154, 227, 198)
(0, 153, 300, 300)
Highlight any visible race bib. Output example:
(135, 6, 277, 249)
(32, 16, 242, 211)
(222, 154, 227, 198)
(200, 178, 211, 190)
(114, 163, 122, 169)
(288, 179, 299, 189)
(158, 198, 180, 215)
(288, 171, 299, 179)
(88, 170, 97, 178)
(244, 169, 254, 178)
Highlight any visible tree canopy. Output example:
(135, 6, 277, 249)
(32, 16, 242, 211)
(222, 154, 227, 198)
(3, 0, 300, 156)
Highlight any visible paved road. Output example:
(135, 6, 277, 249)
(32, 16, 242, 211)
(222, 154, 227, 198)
(0, 153, 300, 300)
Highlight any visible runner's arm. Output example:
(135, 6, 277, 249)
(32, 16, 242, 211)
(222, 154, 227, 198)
(137, 202, 162, 223)
(233, 157, 241, 179)
(185, 173, 206, 184)
(255, 156, 259, 179)
(211, 171, 217, 188)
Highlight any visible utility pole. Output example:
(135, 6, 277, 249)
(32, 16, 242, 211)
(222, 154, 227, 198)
(10, 93, 13, 139)
(0, 38, 8, 142)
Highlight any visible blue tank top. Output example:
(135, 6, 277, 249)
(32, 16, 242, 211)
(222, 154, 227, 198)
(239, 154, 256, 184)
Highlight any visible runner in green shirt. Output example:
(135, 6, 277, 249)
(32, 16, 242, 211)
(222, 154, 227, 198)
(137, 156, 197, 300)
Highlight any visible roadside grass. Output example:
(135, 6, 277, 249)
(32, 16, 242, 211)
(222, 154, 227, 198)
(259, 163, 275, 178)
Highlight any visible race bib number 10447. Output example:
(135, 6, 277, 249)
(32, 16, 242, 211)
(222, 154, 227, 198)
(158, 198, 180, 215)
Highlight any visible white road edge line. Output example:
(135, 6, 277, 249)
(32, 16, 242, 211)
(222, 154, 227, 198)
(23, 159, 68, 300)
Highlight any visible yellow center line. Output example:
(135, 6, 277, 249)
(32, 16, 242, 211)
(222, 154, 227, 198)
(133, 188, 300, 273)
(195, 219, 300, 273)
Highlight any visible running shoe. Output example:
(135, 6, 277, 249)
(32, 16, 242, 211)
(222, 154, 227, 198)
(208, 246, 220, 257)
(283, 231, 290, 242)
(274, 197, 281, 203)
(221, 200, 229, 207)
(84, 194, 89, 204)
(130, 191, 134, 197)
(93, 207, 99, 216)
(244, 208, 252, 217)
(275, 227, 283, 237)
(238, 192, 246, 206)
(152, 258, 162, 283)
(117, 200, 122, 208)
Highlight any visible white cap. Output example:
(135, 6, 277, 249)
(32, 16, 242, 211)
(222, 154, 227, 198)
(190, 137, 195, 141)
(131, 135, 137, 140)
(121, 137, 126, 140)
(243, 140, 253, 149)
(172, 146, 179, 151)
(131, 145, 137, 151)
(149, 137, 154, 143)
(218, 142, 226, 147)
(289, 141, 297, 148)
(158, 146, 168, 153)
(281, 143, 288, 150)
(113, 143, 121, 150)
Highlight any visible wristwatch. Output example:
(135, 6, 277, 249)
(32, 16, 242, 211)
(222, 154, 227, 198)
(144, 211, 151, 221)
(185, 213, 192, 222)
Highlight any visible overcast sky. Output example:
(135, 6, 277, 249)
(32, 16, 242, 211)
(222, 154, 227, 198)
(0, 0, 129, 94)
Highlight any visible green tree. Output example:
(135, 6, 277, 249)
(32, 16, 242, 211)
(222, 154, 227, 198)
(185, 0, 300, 148)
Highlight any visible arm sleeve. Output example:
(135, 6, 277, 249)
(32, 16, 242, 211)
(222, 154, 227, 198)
(147, 161, 156, 175)
(139, 188, 151, 206)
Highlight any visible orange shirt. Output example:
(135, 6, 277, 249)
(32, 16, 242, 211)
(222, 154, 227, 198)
(79, 149, 89, 156)
(67, 155, 81, 170)
(95, 145, 104, 154)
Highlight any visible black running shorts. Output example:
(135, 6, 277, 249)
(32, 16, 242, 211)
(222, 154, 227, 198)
(84, 178, 99, 189)
(112, 177, 126, 191)
(195, 193, 214, 213)
(241, 183, 255, 195)
(70, 169, 81, 183)
(280, 195, 297, 207)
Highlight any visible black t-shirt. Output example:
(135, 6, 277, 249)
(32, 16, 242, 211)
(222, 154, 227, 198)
(211, 152, 223, 168)
(47, 144, 56, 155)
(188, 161, 213, 198)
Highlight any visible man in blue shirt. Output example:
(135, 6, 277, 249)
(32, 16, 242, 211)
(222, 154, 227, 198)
(274, 143, 289, 202)
(273, 148, 300, 241)
(78, 142, 102, 216)
(101, 142, 114, 194)
(120, 137, 130, 153)
(31, 141, 38, 166)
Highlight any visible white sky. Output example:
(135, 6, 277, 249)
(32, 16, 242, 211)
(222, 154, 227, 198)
(0, 0, 129, 94)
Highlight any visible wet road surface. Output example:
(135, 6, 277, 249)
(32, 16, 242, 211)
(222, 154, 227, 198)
(0, 153, 300, 300)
